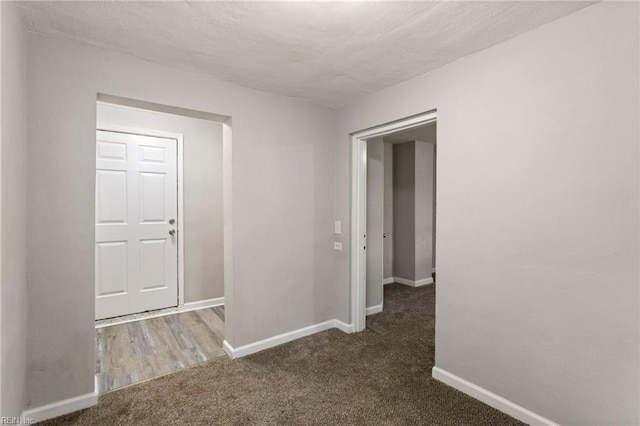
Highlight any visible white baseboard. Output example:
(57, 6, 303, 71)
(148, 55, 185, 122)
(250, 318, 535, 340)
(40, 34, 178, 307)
(22, 376, 98, 423)
(383, 277, 394, 285)
(181, 297, 225, 312)
(223, 339, 234, 359)
(432, 367, 558, 426)
(333, 319, 355, 333)
(224, 319, 354, 359)
(394, 277, 434, 287)
(95, 297, 225, 328)
(414, 277, 434, 287)
(366, 304, 383, 316)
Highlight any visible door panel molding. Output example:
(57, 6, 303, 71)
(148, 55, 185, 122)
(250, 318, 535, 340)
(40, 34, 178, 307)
(97, 126, 187, 313)
(95, 129, 181, 319)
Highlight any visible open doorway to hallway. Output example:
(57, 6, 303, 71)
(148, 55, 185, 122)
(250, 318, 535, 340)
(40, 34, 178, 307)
(350, 110, 437, 331)
(94, 98, 230, 392)
(365, 122, 437, 318)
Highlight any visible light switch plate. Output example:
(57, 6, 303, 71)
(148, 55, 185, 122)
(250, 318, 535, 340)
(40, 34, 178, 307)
(334, 220, 342, 234)
(334, 242, 342, 251)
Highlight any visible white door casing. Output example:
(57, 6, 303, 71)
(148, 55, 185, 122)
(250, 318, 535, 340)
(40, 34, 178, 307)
(350, 110, 437, 331)
(95, 130, 178, 319)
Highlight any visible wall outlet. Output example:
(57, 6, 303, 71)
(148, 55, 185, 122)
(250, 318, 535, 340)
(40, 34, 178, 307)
(334, 220, 342, 234)
(334, 241, 342, 251)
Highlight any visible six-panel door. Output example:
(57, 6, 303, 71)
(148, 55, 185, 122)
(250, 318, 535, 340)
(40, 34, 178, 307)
(95, 130, 178, 320)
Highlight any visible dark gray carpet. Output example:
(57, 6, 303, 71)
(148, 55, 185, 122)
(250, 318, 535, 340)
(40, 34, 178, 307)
(42, 284, 522, 425)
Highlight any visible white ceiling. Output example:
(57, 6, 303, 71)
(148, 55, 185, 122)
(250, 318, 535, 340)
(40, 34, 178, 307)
(18, 1, 592, 108)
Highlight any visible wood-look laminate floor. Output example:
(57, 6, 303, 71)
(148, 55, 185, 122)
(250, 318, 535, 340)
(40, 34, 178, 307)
(96, 306, 225, 393)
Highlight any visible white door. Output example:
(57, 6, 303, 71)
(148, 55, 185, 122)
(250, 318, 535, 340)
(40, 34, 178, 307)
(95, 130, 178, 320)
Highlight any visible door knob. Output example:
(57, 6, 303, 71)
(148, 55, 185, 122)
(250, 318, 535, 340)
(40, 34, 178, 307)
(169, 229, 176, 236)
(169, 218, 175, 225)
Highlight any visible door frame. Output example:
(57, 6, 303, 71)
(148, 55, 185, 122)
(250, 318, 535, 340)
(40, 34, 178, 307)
(350, 110, 437, 332)
(96, 125, 187, 307)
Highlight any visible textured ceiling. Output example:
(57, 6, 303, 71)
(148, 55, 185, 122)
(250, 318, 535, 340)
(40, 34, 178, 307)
(18, 1, 592, 108)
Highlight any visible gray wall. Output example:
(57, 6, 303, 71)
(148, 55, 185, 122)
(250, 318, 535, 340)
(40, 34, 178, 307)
(414, 140, 434, 281)
(392, 142, 416, 280)
(0, 2, 28, 417)
(14, 3, 640, 424)
(334, 3, 639, 424)
(97, 103, 224, 303)
(392, 141, 435, 282)
(26, 34, 335, 408)
(383, 143, 393, 279)
(366, 138, 384, 309)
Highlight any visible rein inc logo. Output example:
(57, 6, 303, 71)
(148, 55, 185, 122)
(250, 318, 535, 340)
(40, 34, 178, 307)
(1, 418, 34, 425)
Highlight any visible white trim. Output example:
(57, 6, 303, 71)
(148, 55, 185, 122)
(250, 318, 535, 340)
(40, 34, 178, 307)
(432, 367, 559, 426)
(222, 119, 234, 347)
(223, 319, 354, 359)
(22, 377, 98, 423)
(353, 111, 439, 141)
(394, 277, 434, 287)
(350, 137, 368, 332)
(383, 277, 394, 285)
(350, 110, 437, 333)
(95, 124, 186, 308)
(95, 297, 224, 329)
(416, 277, 434, 287)
(181, 297, 225, 312)
(222, 339, 234, 359)
(224, 320, 335, 359)
(177, 138, 185, 307)
(432, 267, 436, 274)
(366, 304, 383, 316)
(333, 320, 355, 333)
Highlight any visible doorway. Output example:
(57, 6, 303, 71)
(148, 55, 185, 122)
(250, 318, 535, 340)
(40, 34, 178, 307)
(350, 110, 437, 331)
(94, 97, 232, 393)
